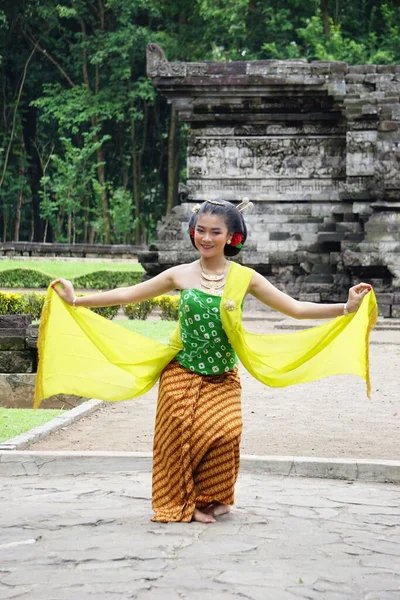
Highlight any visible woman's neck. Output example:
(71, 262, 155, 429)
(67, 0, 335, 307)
(199, 257, 227, 273)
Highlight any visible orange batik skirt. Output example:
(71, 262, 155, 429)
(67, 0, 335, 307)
(152, 360, 243, 522)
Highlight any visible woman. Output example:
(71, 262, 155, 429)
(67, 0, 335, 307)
(50, 199, 373, 524)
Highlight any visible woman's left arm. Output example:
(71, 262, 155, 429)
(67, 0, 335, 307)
(248, 271, 372, 320)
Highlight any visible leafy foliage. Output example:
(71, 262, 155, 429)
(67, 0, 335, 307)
(0, 0, 399, 245)
(0, 268, 142, 289)
(155, 294, 180, 321)
(123, 299, 156, 320)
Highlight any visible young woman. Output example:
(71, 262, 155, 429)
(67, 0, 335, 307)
(50, 199, 373, 524)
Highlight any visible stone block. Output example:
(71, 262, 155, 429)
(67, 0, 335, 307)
(391, 305, 400, 318)
(375, 293, 394, 304)
(299, 293, 321, 302)
(376, 65, 395, 73)
(0, 351, 34, 373)
(378, 121, 399, 132)
(0, 374, 85, 408)
(336, 222, 362, 233)
(378, 304, 391, 317)
(343, 233, 364, 242)
(269, 232, 291, 241)
(362, 104, 378, 115)
(348, 65, 376, 74)
(311, 264, 335, 275)
(25, 326, 39, 350)
(394, 293, 400, 303)
(317, 232, 345, 243)
(346, 74, 368, 83)
(0, 331, 26, 351)
(0, 315, 31, 329)
(305, 274, 334, 284)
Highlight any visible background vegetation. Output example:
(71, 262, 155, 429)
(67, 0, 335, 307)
(1, 0, 399, 246)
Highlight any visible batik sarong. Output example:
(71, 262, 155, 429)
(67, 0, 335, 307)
(152, 360, 242, 522)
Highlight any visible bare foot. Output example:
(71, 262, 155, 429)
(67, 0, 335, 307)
(192, 508, 216, 523)
(203, 503, 232, 518)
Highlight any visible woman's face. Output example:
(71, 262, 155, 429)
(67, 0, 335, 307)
(194, 213, 231, 258)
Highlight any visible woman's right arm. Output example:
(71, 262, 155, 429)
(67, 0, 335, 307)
(51, 266, 180, 308)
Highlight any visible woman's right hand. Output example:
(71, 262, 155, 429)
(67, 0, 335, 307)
(50, 278, 76, 305)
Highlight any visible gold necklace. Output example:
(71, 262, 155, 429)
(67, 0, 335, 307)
(199, 260, 227, 296)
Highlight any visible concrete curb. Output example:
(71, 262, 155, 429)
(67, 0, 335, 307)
(0, 399, 104, 451)
(0, 450, 399, 484)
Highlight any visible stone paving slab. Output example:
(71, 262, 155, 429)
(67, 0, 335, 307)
(0, 471, 399, 600)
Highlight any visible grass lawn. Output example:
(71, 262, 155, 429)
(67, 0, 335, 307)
(0, 259, 143, 279)
(117, 320, 177, 344)
(0, 408, 64, 443)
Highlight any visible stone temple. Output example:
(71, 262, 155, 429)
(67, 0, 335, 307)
(140, 44, 400, 317)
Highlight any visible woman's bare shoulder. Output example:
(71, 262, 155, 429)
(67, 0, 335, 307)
(169, 261, 199, 289)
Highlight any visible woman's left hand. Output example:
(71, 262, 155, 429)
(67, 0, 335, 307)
(346, 282, 372, 313)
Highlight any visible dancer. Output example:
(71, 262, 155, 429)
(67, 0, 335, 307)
(44, 199, 376, 524)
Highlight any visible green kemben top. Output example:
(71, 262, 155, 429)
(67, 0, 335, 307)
(175, 288, 238, 375)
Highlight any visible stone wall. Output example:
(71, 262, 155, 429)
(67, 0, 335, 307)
(0, 242, 141, 259)
(0, 316, 81, 409)
(143, 45, 400, 316)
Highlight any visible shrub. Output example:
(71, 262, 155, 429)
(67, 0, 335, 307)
(155, 295, 180, 321)
(0, 268, 142, 290)
(0, 289, 121, 320)
(74, 271, 142, 289)
(0, 269, 52, 288)
(123, 299, 155, 320)
(23, 292, 46, 320)
(90, 305, 120, 320)
(0, 292, 28, 315)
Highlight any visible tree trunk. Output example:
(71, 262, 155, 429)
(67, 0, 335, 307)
(166, 105, 179, 214)
(95, 143, 110, 243)
(2, 210, 7, 242)
(22, 105, 45, 241)
(80, 18, 110, 244)
(89, 225, 95, 244)
(321, 0, 331, 37)
(13, 168, 24, 241)
(130, 114, 140, 245)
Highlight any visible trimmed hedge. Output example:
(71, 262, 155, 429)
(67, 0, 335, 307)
(0, 291, 181, 321)
(0, 268, 142, 289)
(73, 271, 142, 289)
(0, 269, 52, 288)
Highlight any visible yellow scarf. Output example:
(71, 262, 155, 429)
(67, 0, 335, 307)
(34, 262, 378, 408)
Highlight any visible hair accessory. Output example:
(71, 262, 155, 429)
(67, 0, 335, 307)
(228, 233, 243, 248)
(236, 197, 254, 213)
(187, 226, 195, 239)
(192, 203, 201, 213)
(206, 199, 225, 206)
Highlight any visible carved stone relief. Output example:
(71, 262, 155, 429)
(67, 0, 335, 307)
(188, 137, 345, 180)
(146, 43, 186, 78)
(346, 131, 377, 177)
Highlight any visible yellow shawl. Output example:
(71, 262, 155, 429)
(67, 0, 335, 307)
(34, 262, 378, 408)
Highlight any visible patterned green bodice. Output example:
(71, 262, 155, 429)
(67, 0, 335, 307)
(175, 289, 238, 375)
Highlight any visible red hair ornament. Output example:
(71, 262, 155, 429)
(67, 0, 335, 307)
(229, 233, 243, 248)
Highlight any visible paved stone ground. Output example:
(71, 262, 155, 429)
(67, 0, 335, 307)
(1, 471, 400, 600)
